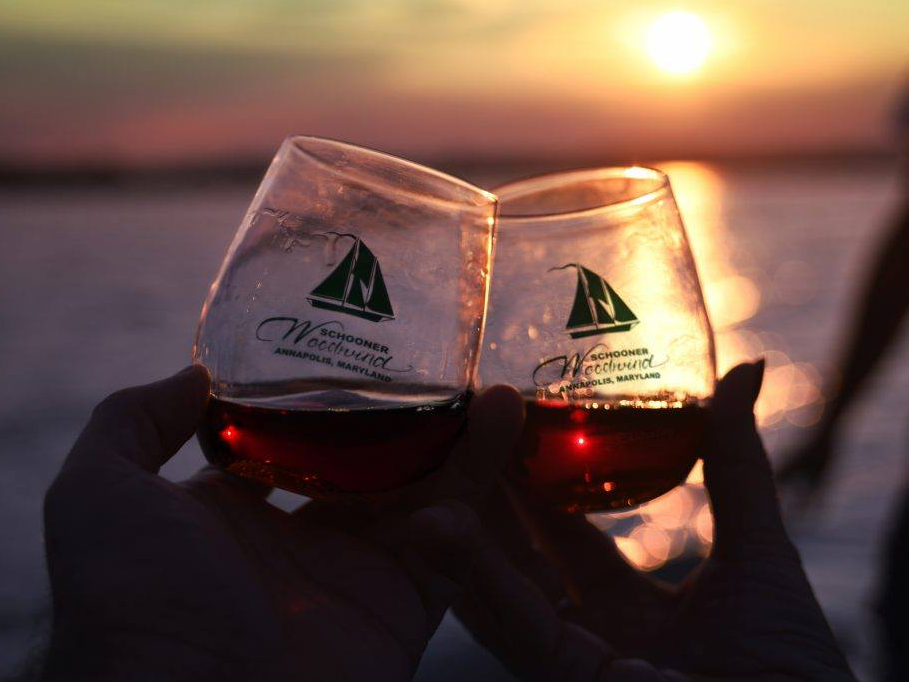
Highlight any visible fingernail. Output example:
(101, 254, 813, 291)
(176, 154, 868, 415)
(176, 365, 211, 388)
(751, 357, 766, 403)
(421, 504, 457, 528)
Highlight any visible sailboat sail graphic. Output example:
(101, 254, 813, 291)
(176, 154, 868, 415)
(558, 263, 639, 338)
(307, 237, 395, 322)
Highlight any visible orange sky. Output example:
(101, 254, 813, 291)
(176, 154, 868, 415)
(1, 0, 907, 166)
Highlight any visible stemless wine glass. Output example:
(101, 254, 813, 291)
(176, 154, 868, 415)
(193, 136, 497, 497)
(480, 167, 715, 513)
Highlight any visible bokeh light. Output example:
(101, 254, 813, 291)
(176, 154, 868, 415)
(599, 160, 827, 571)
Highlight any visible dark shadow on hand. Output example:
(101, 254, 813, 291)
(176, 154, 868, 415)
(455, 361, 857, 681)
(42, 366, 524, 682)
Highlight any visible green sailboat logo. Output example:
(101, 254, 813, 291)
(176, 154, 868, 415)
(307, 235, 395, 322)
(551, 263, 639, 338)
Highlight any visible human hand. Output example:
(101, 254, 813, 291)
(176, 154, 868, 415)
(42, 366, 524, 681)
(455, 361, 857, 681)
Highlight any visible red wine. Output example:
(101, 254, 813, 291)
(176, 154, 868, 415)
(513, 400, 707, 512)
(199, 394, 469, 497)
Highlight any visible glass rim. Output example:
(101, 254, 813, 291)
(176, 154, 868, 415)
(285, 134, 498, 210)
(493, 165, 671, 221)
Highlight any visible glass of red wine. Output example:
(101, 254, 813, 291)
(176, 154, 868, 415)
(194, 136, 497, 498)
(479, 167, 715, 513)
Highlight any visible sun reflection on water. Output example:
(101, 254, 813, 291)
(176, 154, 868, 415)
(593, 161, 823, 571)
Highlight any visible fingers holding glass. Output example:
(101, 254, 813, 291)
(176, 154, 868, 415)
(61, 365, 211, 476)
(703, 360, 795, 559)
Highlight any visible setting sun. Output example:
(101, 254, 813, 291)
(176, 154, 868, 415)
(647, 11, 711, 75)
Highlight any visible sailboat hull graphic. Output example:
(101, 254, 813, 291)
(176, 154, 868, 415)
(568, 321, 637, 339)
(307, 237, 395, 322)
(308, 298, 390, 322)
(555, 263, 639, 338)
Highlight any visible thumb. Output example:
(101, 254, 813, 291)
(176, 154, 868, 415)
(402, 384, 525, 510)
(65, 365, 211, 474)
(455, 384, 526, 495)
(703, 360, 792, 558)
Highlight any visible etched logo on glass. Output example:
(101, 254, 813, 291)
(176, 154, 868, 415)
(307, 234, 395, 323)
(550, 263, 639, 338)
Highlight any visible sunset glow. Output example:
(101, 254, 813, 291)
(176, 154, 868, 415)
(0, 1, 903, 164)
(646, 11, 712, 74)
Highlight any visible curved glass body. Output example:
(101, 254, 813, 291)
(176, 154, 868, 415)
(480, 167, 715, 512)
(194, 136, 497, 497)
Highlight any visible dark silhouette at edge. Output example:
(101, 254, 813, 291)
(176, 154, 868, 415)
(779, 82, 909, 682)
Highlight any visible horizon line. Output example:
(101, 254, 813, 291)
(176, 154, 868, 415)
(0, 147, 896, 188)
